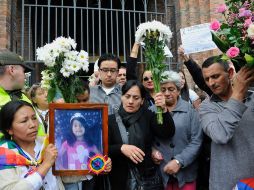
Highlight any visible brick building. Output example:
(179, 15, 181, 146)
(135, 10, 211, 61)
(0, 0, 224, 86)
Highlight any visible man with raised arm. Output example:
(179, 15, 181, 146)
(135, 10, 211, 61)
(199, 56, 254, 190)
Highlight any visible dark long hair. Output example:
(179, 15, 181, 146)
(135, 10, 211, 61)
(65, 117, 94, 147)
(179, 70, 190, 102)
(0, 100, 34, 140)
(122, 80, 146, 99)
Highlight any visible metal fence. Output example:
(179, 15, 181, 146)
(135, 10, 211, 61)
(21, 0, 176, 65)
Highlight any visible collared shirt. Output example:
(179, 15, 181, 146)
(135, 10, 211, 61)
(199, 90, 254, 190)
(89, 84, 122, 115)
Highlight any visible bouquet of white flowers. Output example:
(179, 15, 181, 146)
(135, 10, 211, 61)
(36, 36, 89, 103)
(135, 20, 172, 124)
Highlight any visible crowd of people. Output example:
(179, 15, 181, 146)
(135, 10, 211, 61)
(0, 38, 254, 190)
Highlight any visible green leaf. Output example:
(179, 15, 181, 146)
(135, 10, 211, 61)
(211, 31, 230, 53)
(47, 87, 56, 103)
(221, 54, 230, 60)
(244, 53, 254, 67)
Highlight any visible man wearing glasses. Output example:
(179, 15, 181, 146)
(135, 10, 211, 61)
(89, 54, 122, 115)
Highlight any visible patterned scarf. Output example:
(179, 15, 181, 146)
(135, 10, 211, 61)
(0, 136, 49, 170)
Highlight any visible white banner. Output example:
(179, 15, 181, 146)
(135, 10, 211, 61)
(180, 23, 217, 54)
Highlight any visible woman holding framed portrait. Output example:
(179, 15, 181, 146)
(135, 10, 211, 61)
(0, 100, 64, 190)
(108, 80, 175, 190)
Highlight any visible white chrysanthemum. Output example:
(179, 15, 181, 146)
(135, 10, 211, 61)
(44, 57, 55, 67)
(36, 44, 57, 67)
(67, 37, 77, 49)
(61, 60, 77, 74)
(51, 44, 64, 58)
(135, 20, 172, 43)
(77, 50, 89, 63)
(60, 67, 71, 77)
(53, 36, 76, 52)
(70, 61, 82, 73)
(65, 51, 79, 61)
(82, 63, 89, 72)
(36, 36, 89, 82)
(36, 46, 47, 61)
(36, 44, 50, 60)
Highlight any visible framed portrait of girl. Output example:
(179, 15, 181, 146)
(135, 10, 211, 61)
(48, 103, 108, 176)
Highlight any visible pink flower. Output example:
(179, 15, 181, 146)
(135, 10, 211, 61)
(210, 20, 221, 31)
(244, 18, 252, 28)
(239, 8, 252, 18)
(239, 8, 246, 13)
(226, 47, 240, 58)
(216, 4, 227, 13)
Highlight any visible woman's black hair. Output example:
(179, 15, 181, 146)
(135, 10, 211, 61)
(179, 70, 190, 102)
(0, 100, 34, 140)
(65, 117, 94, 147)
(122, 80, 146, 99)
(80, 78, 90, 94)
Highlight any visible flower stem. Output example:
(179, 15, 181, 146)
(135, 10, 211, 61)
(156, 107, 163, 125)
(143, 30, 166, 125)
(153, 74, 163, 125)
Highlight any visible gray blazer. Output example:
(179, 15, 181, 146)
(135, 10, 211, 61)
(155, 98, 203, 188)
(199, 92, 254, 190)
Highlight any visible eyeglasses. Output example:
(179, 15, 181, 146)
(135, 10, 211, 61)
(100, 68, 118, 74)
(143, 77, 153, 82)
(161, 87, 177, 93)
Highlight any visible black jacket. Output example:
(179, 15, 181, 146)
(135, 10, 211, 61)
(108, 110, 175, 190)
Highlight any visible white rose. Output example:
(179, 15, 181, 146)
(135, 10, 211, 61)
(247, 23, 254, 38)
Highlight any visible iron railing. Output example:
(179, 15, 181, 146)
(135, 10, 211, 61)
(21, 0, 176, 64)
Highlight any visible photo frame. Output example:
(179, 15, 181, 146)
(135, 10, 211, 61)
(49, 103, 108, 176)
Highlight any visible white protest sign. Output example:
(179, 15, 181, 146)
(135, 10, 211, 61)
(180, 23, 217, 54)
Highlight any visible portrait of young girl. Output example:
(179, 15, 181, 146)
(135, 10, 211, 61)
(56, 112, 101, 170)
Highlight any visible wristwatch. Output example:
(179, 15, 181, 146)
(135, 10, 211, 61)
(175, 159, 182, 167)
